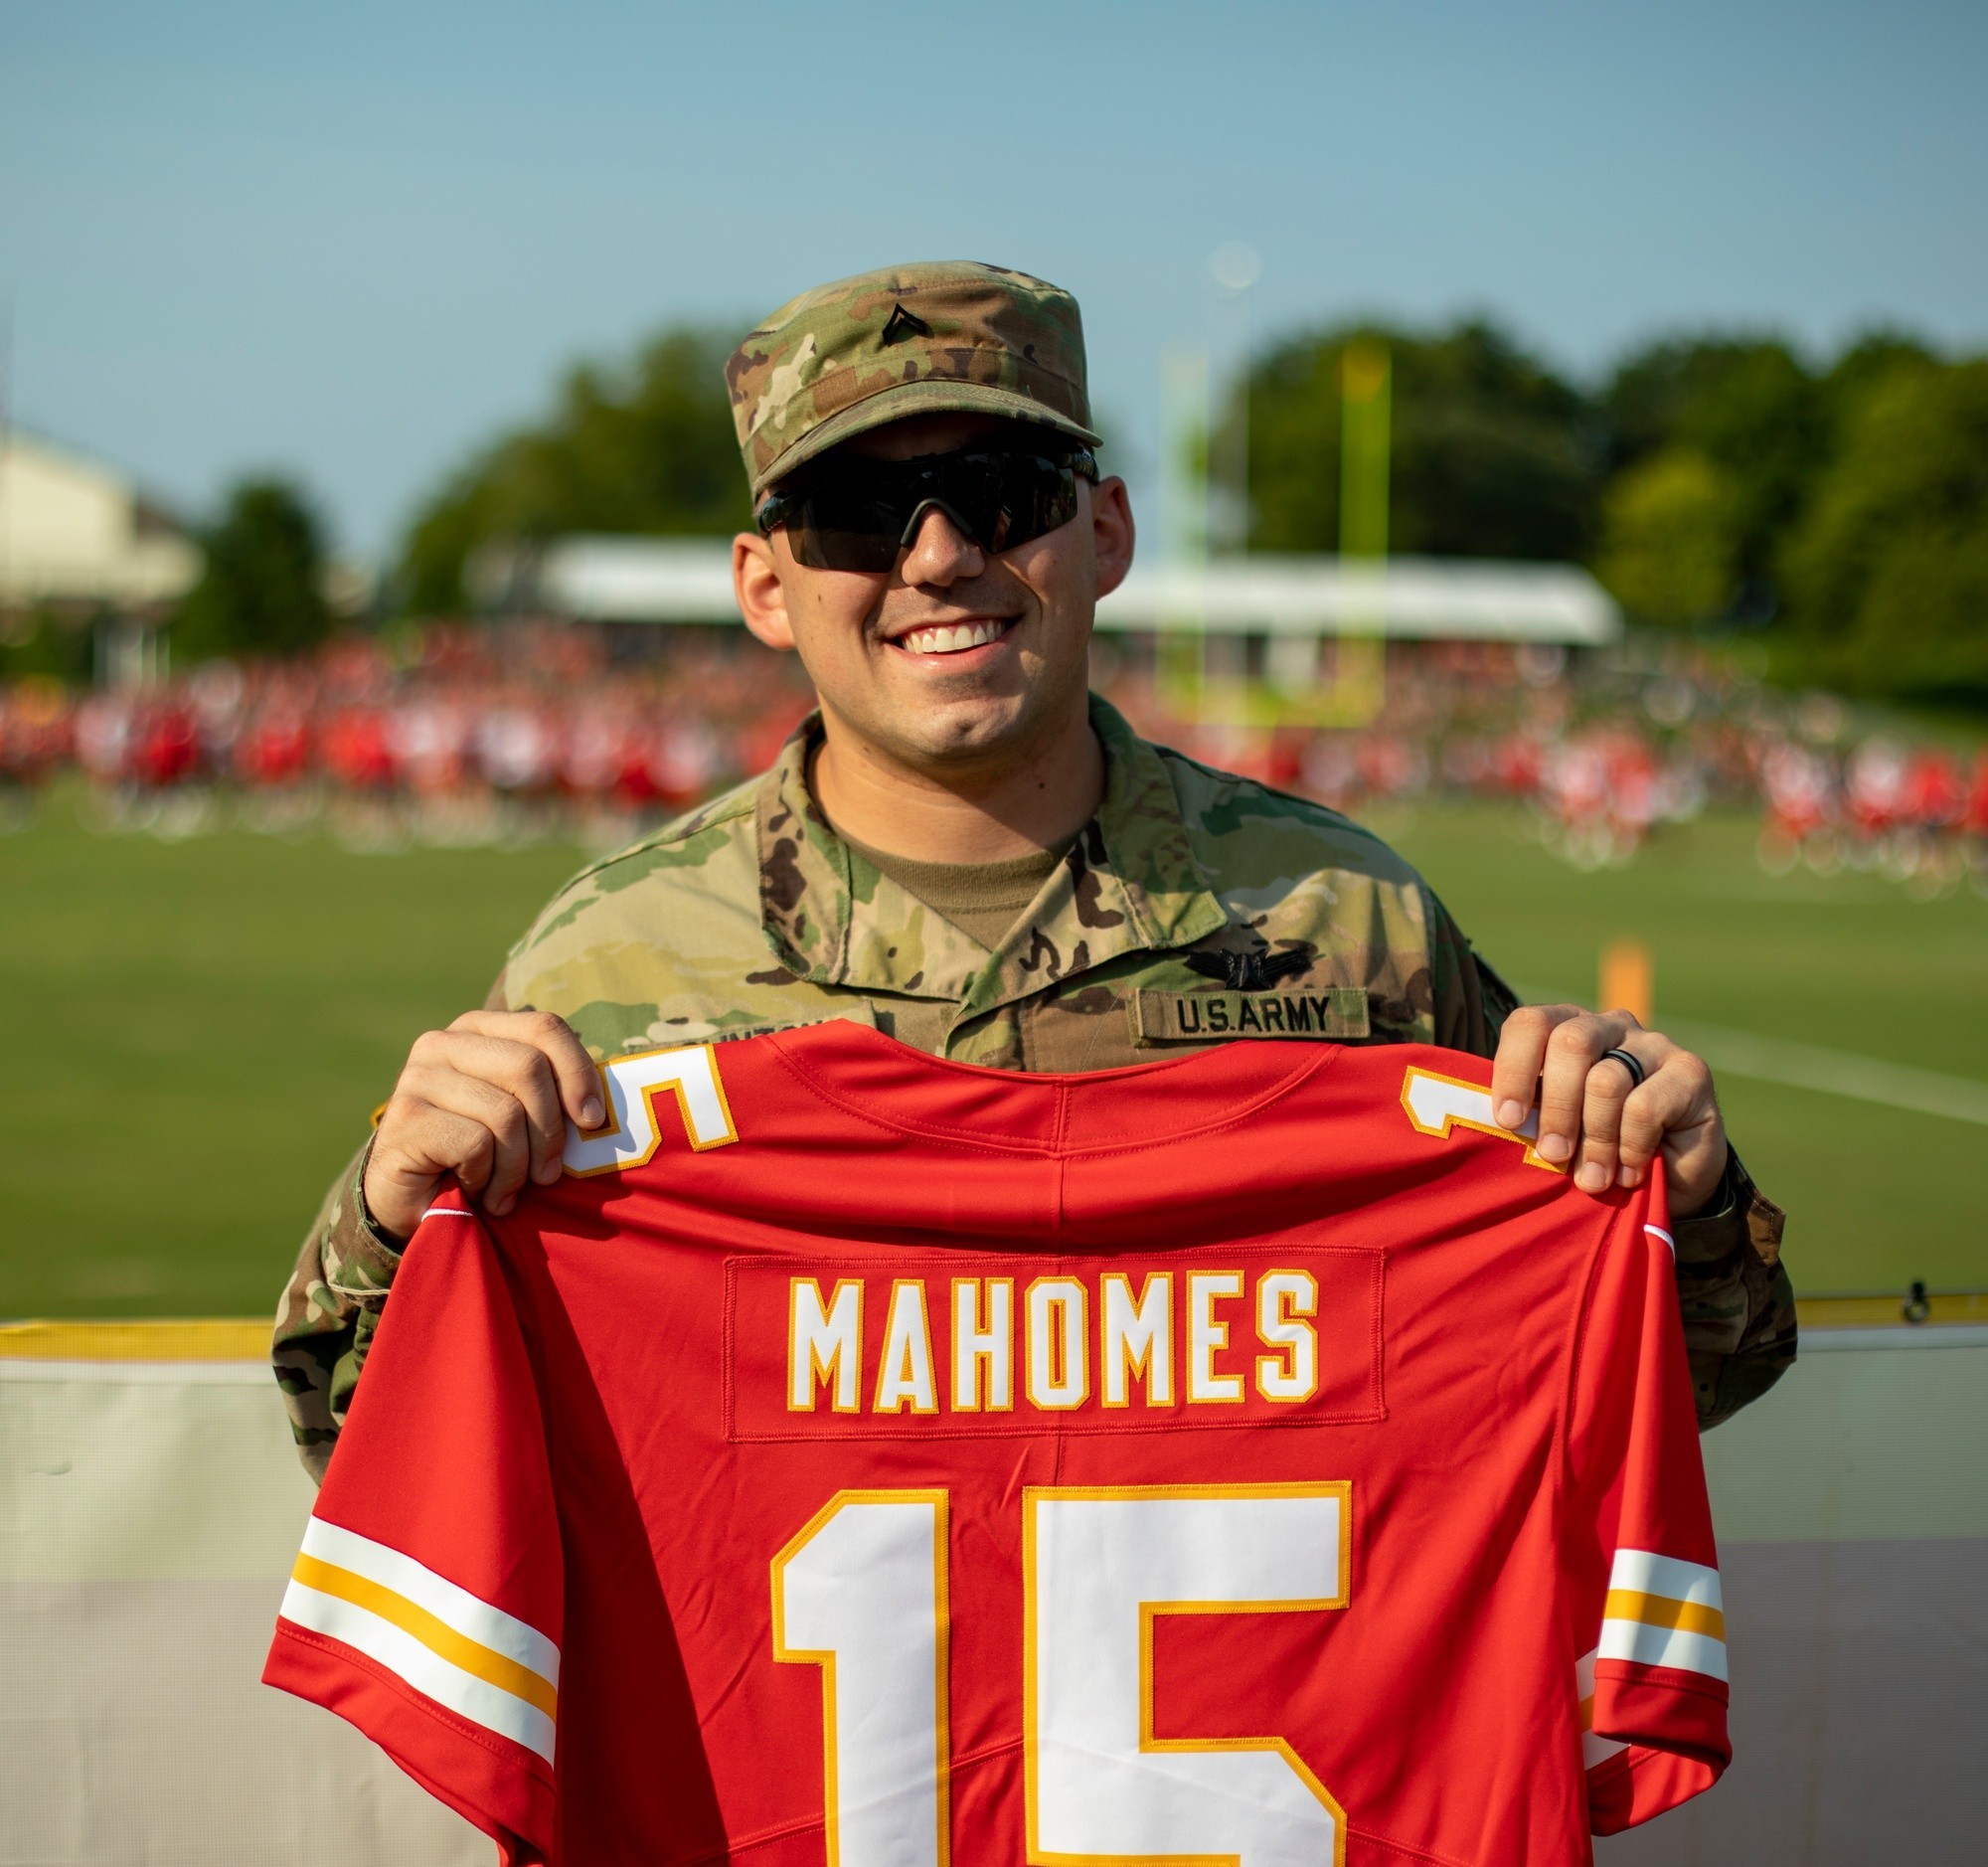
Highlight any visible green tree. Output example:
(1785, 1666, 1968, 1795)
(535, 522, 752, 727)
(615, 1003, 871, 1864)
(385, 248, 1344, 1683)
(175, 478, 330, 659)
(1819, 330, 1938, 419)
(0, 605, 96, 683)
(1594, 448, 1741, 624)
(1241, 320, 1599, 561)
(1599, 337, 1824, 597)
(1778, 356, 1988, 700)
(399, 327, 748, 614)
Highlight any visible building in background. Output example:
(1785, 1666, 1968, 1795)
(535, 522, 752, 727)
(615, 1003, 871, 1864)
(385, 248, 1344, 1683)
(470, 535, 1622, 646)
(466, 532, 1620, 730)
(0, 432, 203, 612)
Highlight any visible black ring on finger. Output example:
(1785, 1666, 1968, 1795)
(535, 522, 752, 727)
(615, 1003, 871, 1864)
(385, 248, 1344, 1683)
(1599, 1047, 1646, 1091)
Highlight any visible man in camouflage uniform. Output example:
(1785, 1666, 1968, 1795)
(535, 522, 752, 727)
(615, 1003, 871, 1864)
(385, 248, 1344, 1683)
(274, 261, 1791, 1482)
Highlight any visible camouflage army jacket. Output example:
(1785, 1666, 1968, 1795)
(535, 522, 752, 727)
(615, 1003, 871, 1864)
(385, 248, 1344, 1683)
(274, 698, 1792, 1478)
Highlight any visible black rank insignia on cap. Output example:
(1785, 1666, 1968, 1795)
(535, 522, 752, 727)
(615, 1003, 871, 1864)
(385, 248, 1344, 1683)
(881, 302, 934, 346)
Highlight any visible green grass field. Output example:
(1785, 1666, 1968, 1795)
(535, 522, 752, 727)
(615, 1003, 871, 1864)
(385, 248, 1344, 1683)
(2, 789, 1982, 1318)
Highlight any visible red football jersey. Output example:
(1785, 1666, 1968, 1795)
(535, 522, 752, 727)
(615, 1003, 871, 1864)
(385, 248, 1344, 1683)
(265, 1024, 1730, 1866)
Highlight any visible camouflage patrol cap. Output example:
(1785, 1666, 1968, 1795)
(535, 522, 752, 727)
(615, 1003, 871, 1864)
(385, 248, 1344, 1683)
(726, 260, 1101, 498)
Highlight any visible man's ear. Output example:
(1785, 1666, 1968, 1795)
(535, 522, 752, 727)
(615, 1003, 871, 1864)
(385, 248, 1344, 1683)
(734, 532, 797, 651)
(1089, 476, 1135, 599)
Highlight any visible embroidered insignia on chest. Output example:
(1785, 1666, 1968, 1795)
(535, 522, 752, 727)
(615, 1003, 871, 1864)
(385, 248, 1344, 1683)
(1184, 946, 1312, 993)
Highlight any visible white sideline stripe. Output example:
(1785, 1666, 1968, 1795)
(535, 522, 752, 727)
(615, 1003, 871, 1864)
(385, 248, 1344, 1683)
(420, 1206, 480, 1221)
(1801, 1324, 1988, 1351)
(1609, 1549, 1722, 1609)
(1597, 1617, 1729, 1682)
(1515, 988, 1988, 1126)
(302, 1519, 560, 1684)
(1666, 1020, 1988, 1127)
(1644, 1224, 1675, 1256)
(280, 1581, 557, 1762)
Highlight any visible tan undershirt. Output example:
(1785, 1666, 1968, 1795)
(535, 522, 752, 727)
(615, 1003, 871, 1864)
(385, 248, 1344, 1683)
(842, 833, 1074, 952)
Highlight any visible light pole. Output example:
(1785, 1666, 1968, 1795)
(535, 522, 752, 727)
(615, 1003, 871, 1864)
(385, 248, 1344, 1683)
(1328, 338, 1391, 726)
(1205, 242, 1260, 557)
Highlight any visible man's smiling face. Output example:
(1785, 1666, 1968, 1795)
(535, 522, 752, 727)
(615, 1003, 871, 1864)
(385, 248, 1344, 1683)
(735, 412, 1135, 778)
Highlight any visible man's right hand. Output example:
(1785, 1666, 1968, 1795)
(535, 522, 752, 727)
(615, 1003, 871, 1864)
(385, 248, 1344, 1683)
(362, 1010, 603, 1243)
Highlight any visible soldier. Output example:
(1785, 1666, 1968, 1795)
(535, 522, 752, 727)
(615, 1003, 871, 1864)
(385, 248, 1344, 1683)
(274, 261, 1790, 1481)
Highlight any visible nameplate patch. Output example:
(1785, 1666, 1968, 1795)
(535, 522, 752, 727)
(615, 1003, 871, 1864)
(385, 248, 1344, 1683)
(1132, 987, 1369, 1045)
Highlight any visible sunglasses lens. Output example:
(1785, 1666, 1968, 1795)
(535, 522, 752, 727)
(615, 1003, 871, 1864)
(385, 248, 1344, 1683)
(987, 455, 1080, 550)
(782, 489, 905, 572)
(776, 451, 1085, 571)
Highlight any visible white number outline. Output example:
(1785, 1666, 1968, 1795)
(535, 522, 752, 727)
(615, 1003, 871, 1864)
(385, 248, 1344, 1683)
(770, 1488, 952, 1867)
(563, 1044, 738, 1177)
(1400, 1065, 1561, 1172)
(769, 1482, 1351, 1867)
(1023, 1481, 1353, 1867)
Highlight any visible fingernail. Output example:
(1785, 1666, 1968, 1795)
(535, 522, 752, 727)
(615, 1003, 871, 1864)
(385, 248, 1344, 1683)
(580, 1099, 603, 1129)
(1538, 1133, 1573, 1162)
(1575, 1164, 1608, 1193)
(1618, 1164, 1641, 1188)
(491, 1195, 513, 1216)
(535, 1161, 562, 1184)
(1496, 1100, 1526, 1129)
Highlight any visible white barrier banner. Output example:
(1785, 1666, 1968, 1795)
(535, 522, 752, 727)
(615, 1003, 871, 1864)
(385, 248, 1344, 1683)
(0, 1322, 488, 1866)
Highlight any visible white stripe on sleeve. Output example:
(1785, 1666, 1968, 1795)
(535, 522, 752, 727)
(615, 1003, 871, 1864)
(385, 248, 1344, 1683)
(1596, 1616, 1730, 1682)
(280, 1578, 557, 1762)
(1608, 1548, 1722, 1611)
(302, 1518, 559, 1684)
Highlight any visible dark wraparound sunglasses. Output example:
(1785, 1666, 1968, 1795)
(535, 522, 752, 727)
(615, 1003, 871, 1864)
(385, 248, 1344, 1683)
(756, 444, 1098, 573)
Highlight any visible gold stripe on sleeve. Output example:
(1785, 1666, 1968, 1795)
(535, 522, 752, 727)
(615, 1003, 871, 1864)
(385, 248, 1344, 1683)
(291, 1553, 559, 1720)
(1602, 1588, 1727, 1642)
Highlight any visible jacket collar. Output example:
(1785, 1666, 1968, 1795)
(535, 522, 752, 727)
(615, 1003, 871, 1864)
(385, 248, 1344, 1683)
(755, 695, 1227, 1011)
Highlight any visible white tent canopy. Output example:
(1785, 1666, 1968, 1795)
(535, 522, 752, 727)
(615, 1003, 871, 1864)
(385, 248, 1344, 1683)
(479, 536, 1622, 646)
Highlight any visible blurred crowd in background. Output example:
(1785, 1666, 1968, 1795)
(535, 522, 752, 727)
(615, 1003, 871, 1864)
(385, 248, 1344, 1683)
(4, 625, 1984, 896)
(7, 314, 1980, 901)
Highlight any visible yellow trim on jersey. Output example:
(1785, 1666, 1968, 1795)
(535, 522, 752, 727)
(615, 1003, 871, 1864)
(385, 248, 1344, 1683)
(291, 1553, 559, 1720)
(1602, 1587, 1727, 1643)
(278, 1517, 560, 1760)
(1398, 1066, 1563, 1172)
(1597, 1549, 1727, 1683)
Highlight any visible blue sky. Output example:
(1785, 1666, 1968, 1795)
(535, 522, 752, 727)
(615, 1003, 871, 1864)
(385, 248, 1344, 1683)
(3, 0, 1982, 560)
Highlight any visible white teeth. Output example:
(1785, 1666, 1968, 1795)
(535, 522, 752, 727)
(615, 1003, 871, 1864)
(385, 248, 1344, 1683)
(899, 619, 1005, 655)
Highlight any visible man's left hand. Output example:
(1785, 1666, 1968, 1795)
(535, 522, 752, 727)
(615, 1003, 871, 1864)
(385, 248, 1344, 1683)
(1490, 1006, 1729, 1218)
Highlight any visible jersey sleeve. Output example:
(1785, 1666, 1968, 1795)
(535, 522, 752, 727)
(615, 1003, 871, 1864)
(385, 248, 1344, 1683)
(262, 1199, 563, 1863)
(1563, 1200, 1732, 1834)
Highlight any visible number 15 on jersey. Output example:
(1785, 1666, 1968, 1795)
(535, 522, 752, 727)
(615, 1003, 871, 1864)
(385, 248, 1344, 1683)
(772, 1482, 1351, 1867)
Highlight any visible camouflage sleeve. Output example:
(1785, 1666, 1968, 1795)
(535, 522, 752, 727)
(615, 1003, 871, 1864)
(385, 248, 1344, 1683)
(1424, 890, 1522, 1059)
(1674, 1149, 1796, 1430)
(269, 1134, 406, 1484)
(269, 974, 514, 1482)
(1426, 892, 1794, 1433)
